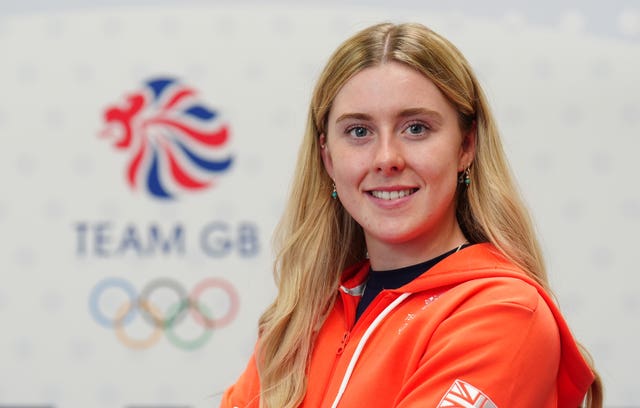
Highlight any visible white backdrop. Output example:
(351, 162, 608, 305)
(0, 3, 638, 407)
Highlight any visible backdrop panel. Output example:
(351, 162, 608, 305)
(0, 4, 638, 407)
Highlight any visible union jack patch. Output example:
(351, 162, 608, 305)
(437, 379, 498, 408)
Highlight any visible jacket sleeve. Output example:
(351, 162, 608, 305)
(219, 353, 261, 408)
(394, 281, 562, 408)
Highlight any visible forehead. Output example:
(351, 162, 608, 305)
(329, 62, 455, 120)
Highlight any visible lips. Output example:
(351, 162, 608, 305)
(369, 188, 417, 200)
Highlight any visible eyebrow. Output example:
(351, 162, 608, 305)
(334, 108, 444, 125)
(334, 112, 372, 123)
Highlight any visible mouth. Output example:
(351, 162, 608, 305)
(369, 188, 418, 200)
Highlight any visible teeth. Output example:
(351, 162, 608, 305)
(371, 189, 415, 200)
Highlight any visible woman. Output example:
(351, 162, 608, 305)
(221, 22, 602, 408)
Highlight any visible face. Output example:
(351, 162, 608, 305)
(321, 62, 475, 269)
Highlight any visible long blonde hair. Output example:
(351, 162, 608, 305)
(256, 22, 602, 408)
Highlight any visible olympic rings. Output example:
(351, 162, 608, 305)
(89, 276, 240, 350)
(139, 278, 189, 327)
(164, 301, 214, 350)
(191, 277, 240, 328)
(115, 300, 163, 349)
(89, 277, 137, 327)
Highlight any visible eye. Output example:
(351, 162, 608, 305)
(347, 126, 369, 138)
(406, 123, 428, 135)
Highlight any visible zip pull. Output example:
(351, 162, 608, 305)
(337, 331, 350, 355)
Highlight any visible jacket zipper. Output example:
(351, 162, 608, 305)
(318, 330, 351, 407)
(337, 331, 350, 355)
(319, 293, 390, 407)
(319, 288, 356, 407)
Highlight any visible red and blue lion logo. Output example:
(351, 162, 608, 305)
(101, 78, 233, 199)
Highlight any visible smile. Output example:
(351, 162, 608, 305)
(369, 189, 417, 200)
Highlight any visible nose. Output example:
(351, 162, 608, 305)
(373, 135, 405, 175)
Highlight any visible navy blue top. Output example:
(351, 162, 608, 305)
(354, 244, 469, 322)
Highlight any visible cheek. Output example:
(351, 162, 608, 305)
(414, 158, 459, 192)
(419, 145, 461, 177)
(333, 153, 367, 181)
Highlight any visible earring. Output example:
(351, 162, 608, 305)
(331, 183, 338, 200)
(458, 167, 471, 186)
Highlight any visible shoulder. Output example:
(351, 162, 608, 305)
(452, 275, 545, 312)
(430, 243, 548, 311)
(406, 275, 563, 406)
(426, 277, 561, 383)
(432, 275, 561, 358)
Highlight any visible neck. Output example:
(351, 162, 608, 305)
(366, 225, 467, 271)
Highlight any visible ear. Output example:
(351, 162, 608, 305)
(319, 134, 335, 179)
(458, 125, 477, 171)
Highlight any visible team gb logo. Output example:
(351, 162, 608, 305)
(100, 77, 233, 199)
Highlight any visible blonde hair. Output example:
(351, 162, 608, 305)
(256, 22, 602, 408)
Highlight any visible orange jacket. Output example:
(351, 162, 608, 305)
(221, 243, 594, 407)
